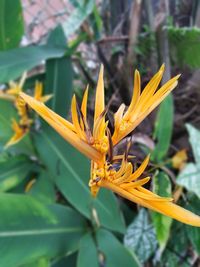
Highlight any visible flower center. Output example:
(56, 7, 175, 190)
(89, 160, 118, 197)
(93, 136, 109, 153)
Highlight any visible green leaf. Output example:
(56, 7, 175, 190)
(69, 0, 82, 7)
(185, 196, 200, 254)
(152, 94, 173, 162)
(45, 26, 73, 116)
(161, 220, 191, 267)
(62, 0, 95, 37)
(0, 156, 32, 192)
(176, 125, 200, 198)
(124, 209, 157, 263)
(186, 124, 200, 165)
(151, 171, 172, 251)
(168, 27, 200, 68)
(161, 249, 190, 267)
(20, 258, 50, 267)
(177, 163, 200, 198)
(0, 193, 86, 267)
(0, 45, 66, 83)
(27, 171, 56, 204)
(52, 253, 77, 267)
(0, 99, 16, 146)
(77, 233, 99, 267)
(0, 0, 24, 50)
(34, 125, 125, 233)
(97, 229, 141, 267)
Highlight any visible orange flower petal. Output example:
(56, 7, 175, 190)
(20, 92, 102, 163)
(100, 180, 200, 227)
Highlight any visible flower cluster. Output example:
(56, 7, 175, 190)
(0, 74, 51, 147)
(20, 65, 200, 227)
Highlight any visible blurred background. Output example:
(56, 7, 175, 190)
(0, 0, 200, 266)
(22, 0, 200, 150)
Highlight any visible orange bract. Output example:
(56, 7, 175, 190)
(20, 65, 200, 227)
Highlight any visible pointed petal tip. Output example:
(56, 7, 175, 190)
(98, 64, 104, 78)
(134, 69, 140, 78)
(176, 74, 181, 79)
(72, 94, 76, 102)
(135, 69, 139, 74)
(160, 63, 165, 71)
(146, 154, 151, 161)
(100, 63, 104, 71)
(94, 63, 105, 121)
(85, 84, 89, 91)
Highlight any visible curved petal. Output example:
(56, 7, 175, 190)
(112, 74, 180, 145)
(94, 64, 105, 122)
(20, 92, 102, 163)
(81, 85, 89, 119)
(5, 120, 27, 148)
(100, 180, 200, 227)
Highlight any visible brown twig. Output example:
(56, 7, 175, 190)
(97, 36, 129, 44)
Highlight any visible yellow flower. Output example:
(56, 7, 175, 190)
(20, 65, 200, 227)
(3, 75, 52, 147)
(4, 72, 27, 98)
(5, 119, 28, 148)
(34, 81, 52, 103)
(0, 73, 27, 101)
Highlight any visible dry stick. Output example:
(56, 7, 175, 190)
(97, 36, 129, 44)
(144, 0, 158, 73)
(118, 0, 142, 105)
(156, 0, 171, 83)
(127, 0, 142, 68)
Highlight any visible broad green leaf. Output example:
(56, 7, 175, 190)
(0, 156, 32, 192)
(124, 209, 157, 263)
(97, 229, 141, 267)
(0, 99, 16, 145)
(62, 0, 95, 37)
(20, 258, 50, 267)
(152, 94, 173, 162)
(186, 124, 200, 165)
(0, 0, 24, 50)
(161, 220, 191, 267)
(176, 124, 200, 197)
(47, 25, 67, 47)
(52, 253, 77, 267)
(0, 193, 86, 267)
(185, 196, 200, 254)
(151, 172, 172, 251)
(34, 124, 125, 233)
(0, 45, 66, 83)
(177, 163, 200, 198)
(27, 171, 56, 204)
(168, 27, 200, 68)
(161, 249, 190, 267)
(77, 233, 99, 267)
(69, 0, 82, 7)
(46, 26, 73, 116)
